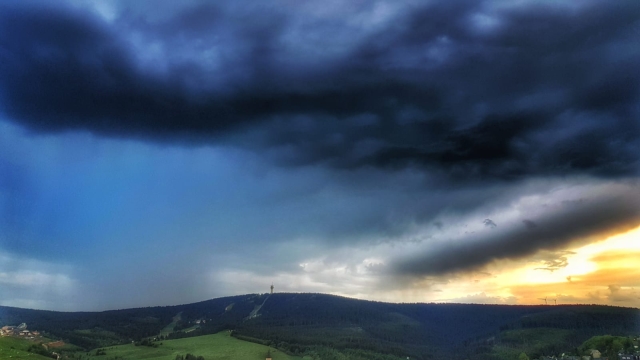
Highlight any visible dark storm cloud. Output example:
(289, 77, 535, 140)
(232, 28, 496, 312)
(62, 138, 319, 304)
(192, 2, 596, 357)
(522, 219, 537, 230)
(391, 188, 640, 276)
(483, 219, 497, 228)
(0, 1, 639, 180)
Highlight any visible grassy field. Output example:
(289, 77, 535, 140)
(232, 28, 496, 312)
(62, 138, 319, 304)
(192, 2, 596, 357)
(83, 331, 306, 360)
(0, 336, 52, 360)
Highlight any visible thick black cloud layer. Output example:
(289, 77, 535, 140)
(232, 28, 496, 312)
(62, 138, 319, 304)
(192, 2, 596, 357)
(391, 188, 640, 276)
(0, 1, 638, 180)
(1, 1, 639, 282)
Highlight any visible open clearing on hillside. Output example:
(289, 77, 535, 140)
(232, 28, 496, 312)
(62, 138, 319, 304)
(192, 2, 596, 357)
(84, 331, 306, 360)
(159, 312, 183, 336)
(0, 336, 52, 360)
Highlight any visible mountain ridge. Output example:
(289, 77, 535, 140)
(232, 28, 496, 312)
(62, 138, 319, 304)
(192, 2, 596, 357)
(2, 293, 639, 360)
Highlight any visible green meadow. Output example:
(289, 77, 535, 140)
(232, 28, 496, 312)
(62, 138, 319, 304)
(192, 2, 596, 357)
(0, 336, 52, 360)
(83, 332, 306, 360)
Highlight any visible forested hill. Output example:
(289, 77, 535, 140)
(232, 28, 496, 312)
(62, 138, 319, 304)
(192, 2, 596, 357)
(232, 294, 640, 359)
(1, 293, 639, 360)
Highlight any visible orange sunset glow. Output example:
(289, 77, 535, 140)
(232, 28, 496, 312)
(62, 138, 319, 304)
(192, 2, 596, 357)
(430, 225, 640, 307)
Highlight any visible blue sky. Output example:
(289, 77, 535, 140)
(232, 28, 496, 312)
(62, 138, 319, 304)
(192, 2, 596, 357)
(0, 0, 639, 310)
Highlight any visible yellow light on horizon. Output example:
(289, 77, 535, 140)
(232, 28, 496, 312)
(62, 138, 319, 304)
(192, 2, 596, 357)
(429, 224, 640, 306)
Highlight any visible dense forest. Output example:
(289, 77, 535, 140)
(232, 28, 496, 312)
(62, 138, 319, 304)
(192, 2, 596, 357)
(1, 293, 639, 360)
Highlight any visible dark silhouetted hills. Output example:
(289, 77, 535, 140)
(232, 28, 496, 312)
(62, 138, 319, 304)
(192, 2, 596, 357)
(1, 293, 638, 359)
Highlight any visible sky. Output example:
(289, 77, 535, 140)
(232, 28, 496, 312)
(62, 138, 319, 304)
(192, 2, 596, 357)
(0, 0, 639, 311)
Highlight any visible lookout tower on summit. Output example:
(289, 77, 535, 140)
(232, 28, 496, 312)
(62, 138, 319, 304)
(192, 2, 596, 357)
(270, 283, 274, 294)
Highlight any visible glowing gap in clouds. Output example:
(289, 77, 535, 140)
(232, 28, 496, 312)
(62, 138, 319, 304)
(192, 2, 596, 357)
(513, 225, 640, 306)
(431, 225, 640, 307)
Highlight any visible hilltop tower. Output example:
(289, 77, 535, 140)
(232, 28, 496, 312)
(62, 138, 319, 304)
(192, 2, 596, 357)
(270, 283, 274, 294)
